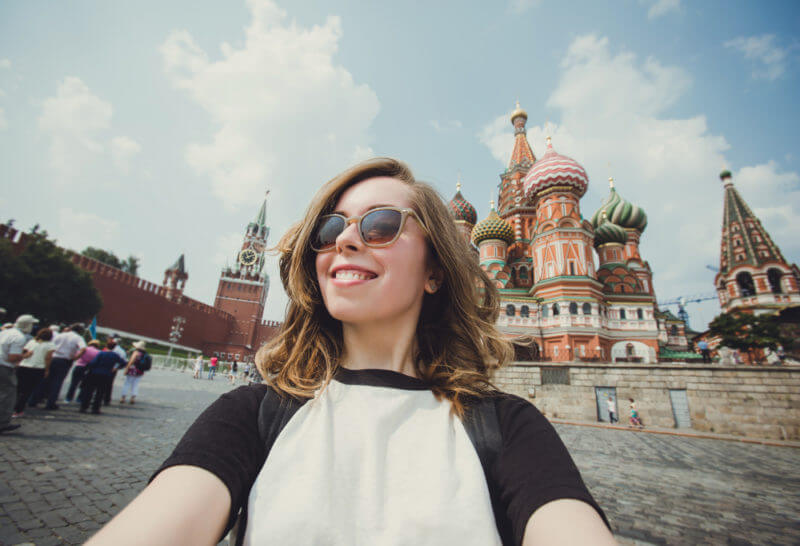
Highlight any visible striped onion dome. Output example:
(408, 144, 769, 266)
(523, 138, 589, 199)
(472, 205, 515, 246)
(593, 218, 628, 248)
(590, 178, 648, 233)
(448, 187, 478, 225)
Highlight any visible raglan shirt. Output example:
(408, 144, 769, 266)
(151, 368, 607, 546)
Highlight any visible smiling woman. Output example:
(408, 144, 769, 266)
(86, 158, 615, 546)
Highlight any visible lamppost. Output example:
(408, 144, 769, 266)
(166, 316, 186, 364)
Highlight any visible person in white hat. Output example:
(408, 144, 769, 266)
(0, 314, 39, 433)
(120, 341, 151, 404)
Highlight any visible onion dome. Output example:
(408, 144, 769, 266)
(523, 137, 589, 199)
(720, 169, 732, 181)
(472, 202, 515, 246)
(510, 100, 527, 123)
(593, 217, 628, 248)
(448, 181, 477, 225)
(589, 177, 648, 233)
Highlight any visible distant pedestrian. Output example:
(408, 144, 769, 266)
(0, 314, 38, 433)
(606, 396, 617, 424)
(208, 356, 218, 380)
(628, 398, 643, 428)
(230, 361, 238, 384)
(44, 323, 87, 410)
(14, 327, 55, 417)
(65, 339, 101, 403)
(81, 340, 127, 414)
(120, 341, 151, 404)
(777, 346, 786, 365)
(106, 335, 127, 405)
(698, 340, 711, 363)
(193, 354, 203, 379)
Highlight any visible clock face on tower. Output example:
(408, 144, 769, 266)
(239, 248, 258, 266)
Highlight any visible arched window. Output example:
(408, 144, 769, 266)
(736, 271, 756, 297)
(520, 305, 530, 318)
(670, 325, 678, 336)
(767, 268, 783, 294)
(569, 302, 578, 315)
(505, 304, 516, 317)
(541, 305, 549, 318)
(552, 303, 560, 316)
(620, 308, 627, 320)
(637, 308, 644, 320)
(625, 343, 635, 357)
(582, 303, 591, 315)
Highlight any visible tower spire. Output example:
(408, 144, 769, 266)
(508, 101, 535, 170)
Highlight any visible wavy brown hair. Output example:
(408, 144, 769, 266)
(256, 157, 512, 415)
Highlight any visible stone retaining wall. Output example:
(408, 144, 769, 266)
(492, 362, 800, 440)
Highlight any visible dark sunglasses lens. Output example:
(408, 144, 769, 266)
(361, 209, 403, 245)
(313, 216, 345, 250)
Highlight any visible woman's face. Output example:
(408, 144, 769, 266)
(315, 177, 435, 327)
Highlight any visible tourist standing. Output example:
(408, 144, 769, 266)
(229, 361, 238, 384)
(46, 323, 87, 409)
(65, 339, 101, 403)
(81, 340, 128, 414)
(207, 356, 218, 380)
(193, 354, 203, 379)
(120, 341, 151, 404)
(698, 340, 711, 363)
(14, 327, 55, 417)
(0, 314, 38, 433)
(606, 396, 617, 423)
(105, 335, 127, 405)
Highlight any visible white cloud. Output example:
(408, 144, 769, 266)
(37, 77, 139, 180)
(0, 59, 10, 69)
(509, 0, 542, 14)
(646, 0, 680, 19)
(57, 208, 120, 251)
(110, 136, 142, 174)
(430, 119, 463, 132)
(160, 0, 379, 216)
(724, 34, 788, 81)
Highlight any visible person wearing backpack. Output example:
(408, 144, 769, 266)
(120, 340, 151, 405)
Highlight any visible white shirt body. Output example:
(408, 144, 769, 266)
(0, 328, 27, 368)
(52, 331, 86, 359)
(19, 340, 56, 369)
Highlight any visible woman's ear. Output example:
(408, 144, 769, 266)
(424, 267, 445, 294)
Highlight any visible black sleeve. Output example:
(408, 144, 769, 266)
(149, 384, 269, 536)
(492, 394, 609, 545)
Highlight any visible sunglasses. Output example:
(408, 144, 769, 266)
(311, 206, 429, 252)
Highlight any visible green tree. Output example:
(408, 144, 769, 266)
(708, 311, 790, 364)
(0, 230, 102, 324)
(82, 246, 139, 276)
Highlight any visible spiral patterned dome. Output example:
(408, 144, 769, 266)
(448, 189, 478, 225)
(523, 138, 589, 200)
(589, 184, 648, 233)
(593, 219, 628, 248)
(472, 206, 515, 246)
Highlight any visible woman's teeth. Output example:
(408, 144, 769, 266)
(334, 270, 375, 280)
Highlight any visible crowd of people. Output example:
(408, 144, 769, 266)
(0, 313, 152, 434)
(190, 353, 257, 384)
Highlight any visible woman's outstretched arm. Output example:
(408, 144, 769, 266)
(522, 498, 617, 546)
(86, 465, 231, 546)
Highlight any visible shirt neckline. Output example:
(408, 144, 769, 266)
(333, 367, 430, 391)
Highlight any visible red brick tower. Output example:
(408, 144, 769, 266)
(714, 170, 800, 313)
(448, 177, 478, 246)
(163, 254, 188, 301)
(498, 102, 537, 288)
(214, 194, 271, 350)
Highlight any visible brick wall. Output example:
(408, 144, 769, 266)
(493, 362, 800, 441)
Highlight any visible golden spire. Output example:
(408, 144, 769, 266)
(456, 171, 462, 192)
(608, 176, 615, 189)
(490, 199, 495, 210)
(510, 100, 527, 122)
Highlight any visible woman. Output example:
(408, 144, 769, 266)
(120, 341, 150, 405)
(629, 398, 643, 428)
(88, 158, 614, 545)
(14, 328, 55, 417)
(65, 339, 101, 403)
(193, 354, 204, 379)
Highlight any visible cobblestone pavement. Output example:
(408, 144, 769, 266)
(1, 369, 799, 545)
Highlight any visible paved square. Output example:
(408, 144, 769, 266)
(1, 369, 798, 545)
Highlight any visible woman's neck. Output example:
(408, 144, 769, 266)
(340, 315, 418, 378)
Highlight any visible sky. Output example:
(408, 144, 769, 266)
(1, 0, 798, 330)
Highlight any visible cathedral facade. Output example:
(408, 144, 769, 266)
(450, 104, 661, 363)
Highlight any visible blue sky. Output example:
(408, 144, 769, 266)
(1, 0, 798, 328)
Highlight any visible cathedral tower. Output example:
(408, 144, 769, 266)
(714, 170, 800, 313)
(448, 178, 478, 246)
(472, 201, 515, 288)
(214, 194, 271, 349)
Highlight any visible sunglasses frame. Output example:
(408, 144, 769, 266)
(311, 206, 430, 252)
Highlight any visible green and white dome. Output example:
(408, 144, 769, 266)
(590, 178, 648, 233)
